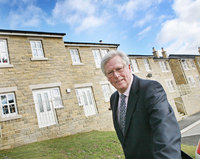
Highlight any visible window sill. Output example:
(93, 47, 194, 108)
(0, 115, 22, 122)
(31, 57, 48, 61)
(54, 106, 64, 109)
(72, 63, 84, 66)
(0, 64, 14, 68)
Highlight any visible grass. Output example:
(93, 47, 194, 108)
(181, 144, 196, 159)
(0, 131, 196, 159)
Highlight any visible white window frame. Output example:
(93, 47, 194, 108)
(30, 40, 45, 59)
(159, 61, 169, 72)
(188, 76, 195, 87)
(144, 59, 151, 72)
(0, 92, 18, 118)
(70, 48, 82, 65)
(33, 87, 63, 109)
(130, 59, 139, 73)
(190, 59, 196, 69)
(75, 87, 97, 117)
(181, 60, 189, 70)
(92, 49, 109, 68)
(101, 84, 112, 102)
(0, 39, 10, 65)
(165, 79, 176, 92)
(196, 75, 200, 86)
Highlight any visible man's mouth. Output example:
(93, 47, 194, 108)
(115, 79, 124, 84)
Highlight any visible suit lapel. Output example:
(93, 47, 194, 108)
(124, 75, 139, 138)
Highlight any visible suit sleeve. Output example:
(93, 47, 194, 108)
(145, 81, 181, 159)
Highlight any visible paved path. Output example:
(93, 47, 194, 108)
(178, 111, 200, 146)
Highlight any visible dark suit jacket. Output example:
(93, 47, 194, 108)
(110, 75, 181, 159)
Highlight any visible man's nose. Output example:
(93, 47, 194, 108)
(113, 71, 120, 77)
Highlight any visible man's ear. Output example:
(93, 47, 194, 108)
(128, 64, 131, 70)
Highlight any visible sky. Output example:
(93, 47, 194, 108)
(0, 0, 200, 56)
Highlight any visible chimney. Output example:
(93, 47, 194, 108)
(161, 47, 168, 58)
(152, 47, 159, 58)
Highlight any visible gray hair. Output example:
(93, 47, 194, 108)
(101, 50, 130, 75)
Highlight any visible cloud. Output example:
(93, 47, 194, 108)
(157, 0, 200, 54)
(133, 14, 153, 27)
(75, 16, 104, 33)
(52, 0, 108, 33)
(117, 0, 161, 20)
(137, 26, 151, 40)
(7, 1, 47, 28)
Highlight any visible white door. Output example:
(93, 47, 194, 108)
(78, 87, 97, 117)
(33, 90, 57, 128)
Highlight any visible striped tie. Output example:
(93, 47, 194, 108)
(120, 94, 126, 135)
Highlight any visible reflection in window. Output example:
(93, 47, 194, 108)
(0, 93, 17, 117)
(0, 39, 9, 64)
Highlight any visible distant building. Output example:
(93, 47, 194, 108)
(0, 29, 200, 150)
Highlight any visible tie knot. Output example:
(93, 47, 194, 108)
(121, 94, 126, 99)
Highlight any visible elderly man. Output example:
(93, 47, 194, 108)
(101, 50, 181, 159)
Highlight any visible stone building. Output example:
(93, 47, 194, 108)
(0, 29, 200, 150)
(0, 29, 118, 150)
(168, 53, 200, 116)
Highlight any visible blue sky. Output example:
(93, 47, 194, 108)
(0, 0, 200, 55)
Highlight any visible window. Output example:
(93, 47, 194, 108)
(30, 41, 44, 58)
(188, 76, 195, 87)
(75, 87, 97, 117)
(130, 59, 139, 73)
(0, 39, 9, 64)
(101, 84, 112, 102)
(196, 76, 200, 86)
(32, 87, 63, 128)
(190, 59, 196, 69)
(159, 61, 169, 72)
(181, 60, 189, 70)
(70, 49, 81, 64)
(0, 93, 18, 118)
(198, 61, 200, 68)
(144, 59, 151, 72)
(165, 80, 175, 92)
(92, 49, 108, 68)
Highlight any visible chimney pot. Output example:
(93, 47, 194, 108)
(161, 47, 167, 58)
(152, 47, 159, 58)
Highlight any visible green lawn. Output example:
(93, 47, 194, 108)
(0, 131, 196, 159)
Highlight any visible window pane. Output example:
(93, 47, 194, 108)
(144, 59, 151, 71)
(9, 104, 16, 113)
(44, 93, 51, 111)
(30, 41, 44, 58)
(75, 89, 83, 106)
(37, 94, 44, 112)
(131, 59, 139, 72)
(37, 50, 43, 57)
(70, 49, 81, 64)
(52, 88, 62, 108)
(102, 84, 111, 102)
(87, 90, 93, 105)
(3, 105, 9, 114)
(92, 50, 101, 68)
(82, 91, 88, 105)
(101, 49, 108, 57)
(8, 94, 14, 103)
(1, 95, 7, 104)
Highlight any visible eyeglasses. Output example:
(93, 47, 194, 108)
(106, 66, 125, 78)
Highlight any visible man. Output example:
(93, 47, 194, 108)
(101, 50, 181, 159)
